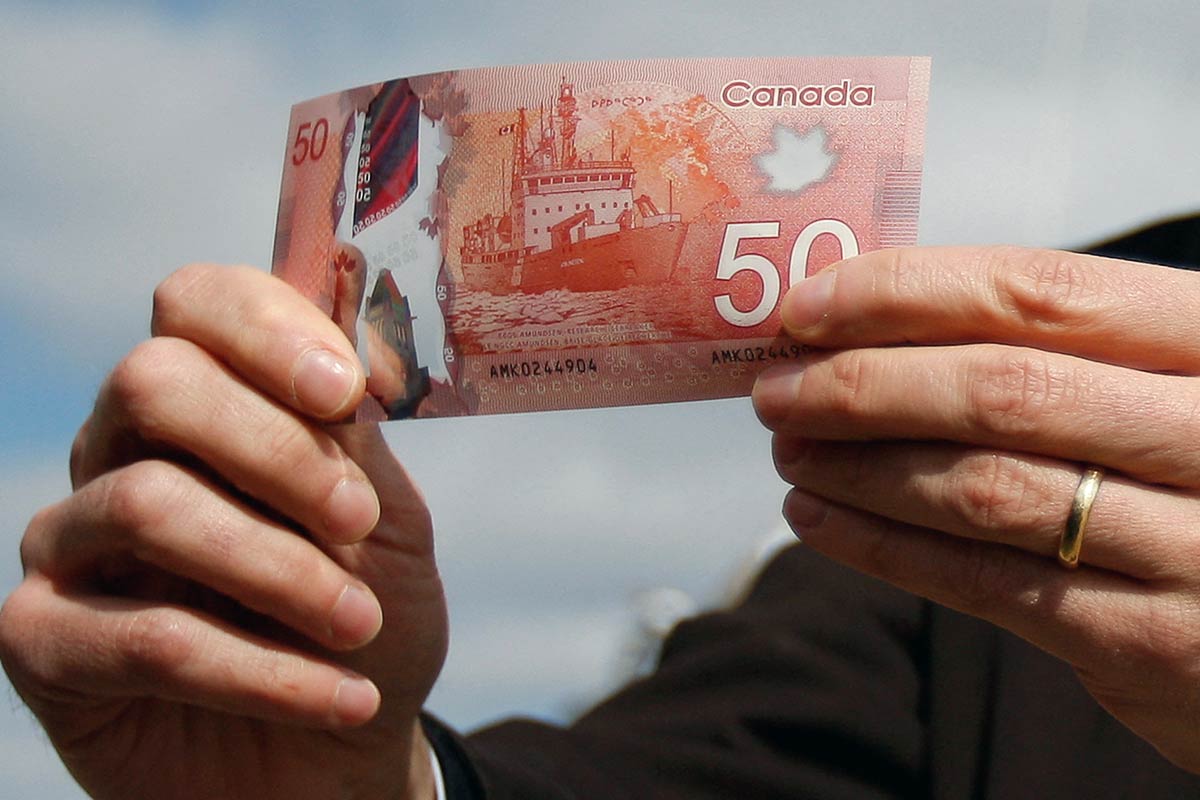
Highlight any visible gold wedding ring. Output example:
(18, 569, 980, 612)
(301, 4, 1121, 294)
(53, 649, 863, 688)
(1058, 466, 1105, 569)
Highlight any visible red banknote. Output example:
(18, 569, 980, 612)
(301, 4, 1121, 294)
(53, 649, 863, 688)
(272, 57, 930, 421)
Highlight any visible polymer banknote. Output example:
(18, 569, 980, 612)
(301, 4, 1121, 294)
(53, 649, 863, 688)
(272, 57, 929, 421)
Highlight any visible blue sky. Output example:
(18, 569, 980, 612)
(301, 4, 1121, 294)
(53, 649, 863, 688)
(2, 0, 1199, 796)
(0, 314, 97, 454)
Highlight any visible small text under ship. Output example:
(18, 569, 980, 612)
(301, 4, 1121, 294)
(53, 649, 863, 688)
(460, 78, 686, 294)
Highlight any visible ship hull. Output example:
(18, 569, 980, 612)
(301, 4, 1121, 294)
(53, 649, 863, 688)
(461, 223, 687, 295)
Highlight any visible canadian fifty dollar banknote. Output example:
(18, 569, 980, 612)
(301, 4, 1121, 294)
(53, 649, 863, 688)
(272, 57, 930, 421)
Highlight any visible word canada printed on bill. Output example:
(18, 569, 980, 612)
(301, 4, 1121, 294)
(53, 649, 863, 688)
(272, 57, 930, 421)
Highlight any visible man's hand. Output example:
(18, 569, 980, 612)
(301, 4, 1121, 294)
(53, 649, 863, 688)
(755, 246, 1200, 774)
(0, 264, 448, 799)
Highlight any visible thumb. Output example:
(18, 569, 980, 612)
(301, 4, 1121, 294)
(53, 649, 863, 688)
(326, 422, 447, 717)
(328, 423, 434, 557)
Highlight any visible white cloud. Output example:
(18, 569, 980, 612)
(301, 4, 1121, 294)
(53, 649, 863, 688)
(2, 0, 1198, 371)
(0, 7, 287, 366)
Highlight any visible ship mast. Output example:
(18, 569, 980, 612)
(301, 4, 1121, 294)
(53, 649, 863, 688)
(511, 108, 528, 192)
(535, 103, 556, 170)
(556, 77, 579, 168)
(508, 108, 528, 252)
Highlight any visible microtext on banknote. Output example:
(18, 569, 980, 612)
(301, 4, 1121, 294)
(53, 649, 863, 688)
(272, 57, 930, 421)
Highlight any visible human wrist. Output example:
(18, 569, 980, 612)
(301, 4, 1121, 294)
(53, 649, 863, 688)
(404, 719, 438, 800)
(347, 717, 437, 800)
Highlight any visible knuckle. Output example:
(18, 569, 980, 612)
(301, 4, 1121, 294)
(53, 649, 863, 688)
(106, 339, 192, 434)
(841, 441, 876, 494)
(819, 350, 874, 420)
(965, 347, 1072, 437)
(0, 582, 68, 693)
(108, 341, 167, 411)
(856, 247, 908, 313)
(18, 505, 60, 574)
(245, 652, 306, 709)
(268, 425, 363, 518)
(118, 608, 199, 681)
(854, 523, 907, 585)
(194, 510, 238, 569)
(947, 543, 1025, 619)
(103, 461, 186, 546)
(992, 247, 1107, 330)
(946, 453, 1048, 535)
(259, 417, 323, 473)
(69, 416, 93, 487)
(249, 291, 295, 337)
(151, 264, 215, 335)
(852, 526, 890, 576)
(0, 583, 38, 675)
(266, 545, 330, 606)
(879, 247, 922, 308)
(107, 338, 213, 445)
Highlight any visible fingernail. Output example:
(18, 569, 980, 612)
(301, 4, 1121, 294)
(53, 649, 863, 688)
(333, 676, 380, 725)
(783, 490, 830, 540)
(330, 584, 383, 646)
(291, 348, 358, 417)
(325, 479, 381, 541)
(781, 267, 836, 333)
(752, 363, 806, 428)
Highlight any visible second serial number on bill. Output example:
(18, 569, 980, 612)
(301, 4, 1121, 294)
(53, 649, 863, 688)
(489, 358, 599, 379)
(711, 344, 804, 364)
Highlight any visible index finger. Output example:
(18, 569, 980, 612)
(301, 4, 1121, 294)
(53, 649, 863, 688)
(782, 247, 1200, 374)
(151, 264, 365, 420)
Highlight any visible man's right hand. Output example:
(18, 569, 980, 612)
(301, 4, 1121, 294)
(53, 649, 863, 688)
(0, 264, 449, 800)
